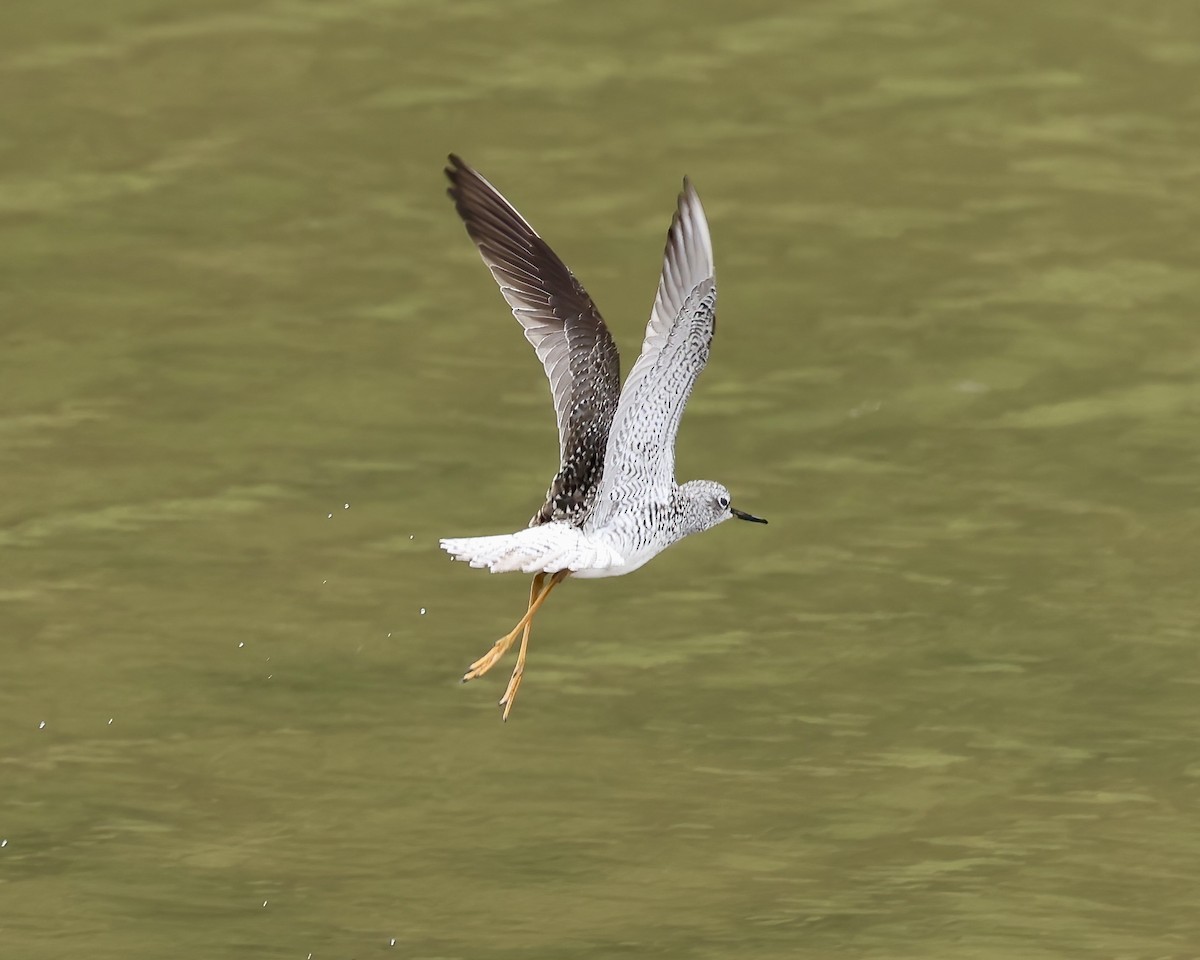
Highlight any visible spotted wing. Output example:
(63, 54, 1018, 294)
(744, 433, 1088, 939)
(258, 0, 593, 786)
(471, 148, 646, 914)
(588, 179, 716, 527)
(445, 155, 622, 527)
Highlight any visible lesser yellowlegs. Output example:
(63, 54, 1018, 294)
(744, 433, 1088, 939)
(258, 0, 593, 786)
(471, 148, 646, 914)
(439, 154, 766, 720)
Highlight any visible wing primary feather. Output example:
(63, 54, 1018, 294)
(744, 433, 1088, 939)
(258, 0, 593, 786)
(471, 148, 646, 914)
(586, 178, 717, 529)
(445, 155, 622, 528)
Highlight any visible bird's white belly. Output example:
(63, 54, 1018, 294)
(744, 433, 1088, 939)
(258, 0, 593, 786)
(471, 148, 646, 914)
(571, 520, 664, 579)
(570, 545, 656, 579)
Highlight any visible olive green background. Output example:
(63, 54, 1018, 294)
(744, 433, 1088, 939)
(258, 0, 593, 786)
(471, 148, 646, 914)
(2, 1, 1198, 957)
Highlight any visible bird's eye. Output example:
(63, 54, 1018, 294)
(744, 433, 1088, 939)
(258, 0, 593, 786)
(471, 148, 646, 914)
(717, 495, 730, 510)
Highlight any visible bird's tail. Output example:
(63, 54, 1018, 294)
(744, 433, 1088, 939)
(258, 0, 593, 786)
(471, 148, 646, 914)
(439, 524, 623, 575)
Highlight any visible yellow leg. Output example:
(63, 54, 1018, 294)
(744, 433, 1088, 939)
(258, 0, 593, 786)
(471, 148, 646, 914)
(461, 571, 556, 683)
(499, 570, 567, 721)
(497, 584, 539, 721)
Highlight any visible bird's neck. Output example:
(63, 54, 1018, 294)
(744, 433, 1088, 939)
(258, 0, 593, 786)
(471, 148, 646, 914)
(667, 485, 708, 539)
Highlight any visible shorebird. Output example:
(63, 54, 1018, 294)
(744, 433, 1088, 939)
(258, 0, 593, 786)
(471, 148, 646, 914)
(439, 154, 766, 720)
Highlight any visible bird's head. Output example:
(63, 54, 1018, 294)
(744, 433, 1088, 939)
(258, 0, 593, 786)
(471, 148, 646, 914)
(677, 480, 768, 534)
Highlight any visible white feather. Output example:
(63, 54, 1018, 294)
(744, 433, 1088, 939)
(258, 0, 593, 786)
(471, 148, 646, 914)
(440, 522, 625, 576)
(588, 180, 717, 528)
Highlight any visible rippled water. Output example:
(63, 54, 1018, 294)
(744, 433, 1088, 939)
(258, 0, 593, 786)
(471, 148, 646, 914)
(3, 1, 1199, 957)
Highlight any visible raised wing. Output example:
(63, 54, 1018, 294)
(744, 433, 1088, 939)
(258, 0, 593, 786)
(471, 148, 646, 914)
(588, 179, 716, 526)
(445, 155, 622, 526)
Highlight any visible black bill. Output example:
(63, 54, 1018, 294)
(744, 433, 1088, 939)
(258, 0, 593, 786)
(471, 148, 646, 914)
(731, 507, 768, 524)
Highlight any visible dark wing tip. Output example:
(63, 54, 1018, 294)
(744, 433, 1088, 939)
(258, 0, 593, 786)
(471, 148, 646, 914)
(445, 153, 468, 197)
(444, 155, 498, 233)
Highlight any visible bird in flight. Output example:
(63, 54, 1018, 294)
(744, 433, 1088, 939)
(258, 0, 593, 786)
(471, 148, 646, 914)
(440, 154, 766, 720)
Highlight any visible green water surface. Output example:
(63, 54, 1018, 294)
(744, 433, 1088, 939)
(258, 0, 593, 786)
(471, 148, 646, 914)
(3, 1, 1199, 957)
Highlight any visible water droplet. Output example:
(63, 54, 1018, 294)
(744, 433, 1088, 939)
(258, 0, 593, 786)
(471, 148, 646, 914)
(420, 608, 426, 616)
(344, 503, 349, 509)
(38, 721, 45, 730)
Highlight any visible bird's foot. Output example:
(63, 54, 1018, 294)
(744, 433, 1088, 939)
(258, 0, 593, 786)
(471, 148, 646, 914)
(498, 657, 526, 721)
(461, 629, 519, 683)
